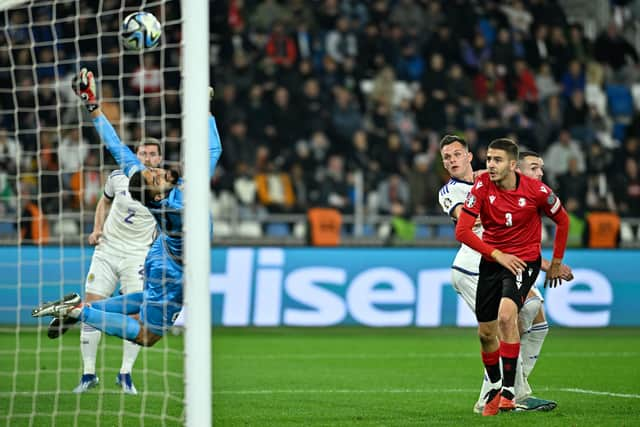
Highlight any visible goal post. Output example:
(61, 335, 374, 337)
(0, 0, 212, 424)
(182, 0, 211, 425)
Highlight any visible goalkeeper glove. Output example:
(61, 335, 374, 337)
(73, 68, 98, 112)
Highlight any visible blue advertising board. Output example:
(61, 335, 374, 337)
(0, 247, 636, 327)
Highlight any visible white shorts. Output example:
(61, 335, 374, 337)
(85, 251, 145, 297)
(451, 268, 479, 313)
(528, 283, 544, 303)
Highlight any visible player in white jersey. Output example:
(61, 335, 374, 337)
(49, 139, 163, 394)
(437, 135, 573, 413)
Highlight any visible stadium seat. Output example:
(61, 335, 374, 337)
(613, 122, 628, 142)
(214, 220, 232, 237)
(620, 221, 634, 243)
(362, 224, 375, 236)
(292, 221, 307, 238)
(436, 224, 455, 239)
(52, 219, 79, 238)
(631, 83, 640, 111)
(265, 222, 290, 237)
(415, 224, 431, 238)
(585, 84, 607, 116)
(0, 222, 15, 236)
(236, 221, 262, 238)
(605, 84, 634, 121)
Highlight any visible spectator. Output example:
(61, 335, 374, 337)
(473, 61, 506, 101)
(407, 153, 440, 215)
(18, 182, 49, 245)
(330, 86, 363, 149)
(325, 15, 358, 64)
(377, 173, 410, 216)
(543, 129, 586, 187)
(557, 157, 589, 207)
(593, 22, 639, 84)
(524, 24, 550, 71)
(461, 33, 492, 74)
(319, 154, 353, 214)
(535, 62, 561, 101)
(57, 128, 89, 189)
(265, 21, 297, 69)
(560, 59, 586, 100)
(612, 157, 640, 217)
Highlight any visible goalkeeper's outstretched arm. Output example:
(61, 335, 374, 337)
(73, 68, 143, 177)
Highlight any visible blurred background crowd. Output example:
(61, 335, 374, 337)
(1, 0, 640, 245)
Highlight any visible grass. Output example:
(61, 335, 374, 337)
(1, 327, 639, 426)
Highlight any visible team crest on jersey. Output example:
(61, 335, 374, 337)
(518, 197, 526, 207)
(540, 185, 548, 193)
(87, 273, 95, 283)
(465, 194, 476, 208)
(443, 198, 452, 209)
(489, 195, 496, 204)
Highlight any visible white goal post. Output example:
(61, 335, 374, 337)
(182, 0, 211, 425)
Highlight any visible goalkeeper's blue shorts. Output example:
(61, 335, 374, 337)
(139, 238, 183, 336)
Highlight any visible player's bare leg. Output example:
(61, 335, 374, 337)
(133, 326, 163, 347)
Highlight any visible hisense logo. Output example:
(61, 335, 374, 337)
(206, 249, 614, 328)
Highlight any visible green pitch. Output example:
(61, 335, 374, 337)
(1, 328, 639, 426)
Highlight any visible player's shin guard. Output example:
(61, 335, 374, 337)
(80, 306, 141, 341)
(80, 324, 101, 375)
(521, 321, 549, 377)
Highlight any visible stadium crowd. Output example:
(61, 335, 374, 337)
(1, 0, 640, 244)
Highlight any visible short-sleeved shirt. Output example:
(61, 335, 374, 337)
(438, 177, 482, 275)
(462, 172, 563, 261)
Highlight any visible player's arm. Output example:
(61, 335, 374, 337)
(88, 195, 112, 245)
(540, 257, 574, 281)
(456, 209, 526, 275)
(539, 188, 570, 288)
(73, 68, 143, 177)
(208, 87, 223, 177)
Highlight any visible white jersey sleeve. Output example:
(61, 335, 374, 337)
(438, 178, 471, 218)
(438, 178, 482, 275)
(96, 172, 157, 257)
(103, 170, 129, 200)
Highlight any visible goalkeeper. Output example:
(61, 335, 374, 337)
(33, 68, 222, 348)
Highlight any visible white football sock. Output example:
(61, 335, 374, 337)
(120, 339, 141, 374)
(514, 352, 531, 400)
(477, 368, 502, 406)
(521, 321, 549, 377)
(80, 324, 101, 375)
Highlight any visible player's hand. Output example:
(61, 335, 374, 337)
(492, 250, 527, 276)
(88, 230, 102, 245)
(72, 68, 98, 111)
(560, 264, 574, 281)
(544, 258, 563, 288)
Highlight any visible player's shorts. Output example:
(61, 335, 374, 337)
(528, 283, 544, 303)
(85, 251, 145, 297)
(139, 239, 183, 336)
(451, 267, 479, 313)
(476, 257, 541, 323)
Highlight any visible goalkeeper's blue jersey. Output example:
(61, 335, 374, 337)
(93, 113, 222, 261)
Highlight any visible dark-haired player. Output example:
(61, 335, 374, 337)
(33, 69, 222, 352)
(454, 138, 569, 416)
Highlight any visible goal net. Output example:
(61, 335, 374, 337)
(0, 1, 207, 425)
